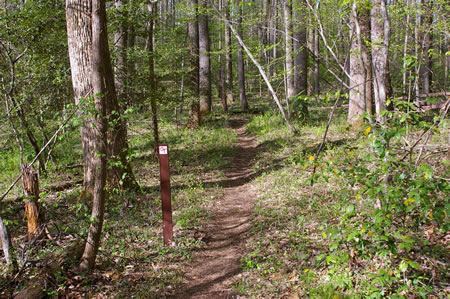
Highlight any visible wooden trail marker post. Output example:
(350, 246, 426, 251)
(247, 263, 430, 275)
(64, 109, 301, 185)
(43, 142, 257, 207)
(158, 144, 173, 245)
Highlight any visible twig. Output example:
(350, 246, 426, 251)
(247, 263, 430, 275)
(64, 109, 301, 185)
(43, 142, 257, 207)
(400, 99, 449, 162)
(310, 93, 342, 186)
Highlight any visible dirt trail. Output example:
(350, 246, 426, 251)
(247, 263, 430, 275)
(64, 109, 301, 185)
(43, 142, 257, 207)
(169, 117, 258, 298)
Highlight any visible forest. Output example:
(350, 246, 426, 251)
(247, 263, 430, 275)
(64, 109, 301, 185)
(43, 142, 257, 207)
(0, 0, 448, 297)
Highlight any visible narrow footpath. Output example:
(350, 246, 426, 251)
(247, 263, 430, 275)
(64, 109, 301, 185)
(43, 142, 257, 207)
(169, 117, 258, 298)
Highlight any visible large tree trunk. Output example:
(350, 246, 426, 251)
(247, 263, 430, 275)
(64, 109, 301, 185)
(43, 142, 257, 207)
(236, 0, 248, 111)
(348, 2, 372, 127)
(79, 0, 108, 270)
(284, 0, 295, 102)
(224, 0, 233, 106)
(371, 0, 391, 123)
(146, 1, 160, 153)
(199, 0, 212, 115)
(188, 0, 200, 128)
(66, 0, 137, 192)
(293, 0, 307, 94)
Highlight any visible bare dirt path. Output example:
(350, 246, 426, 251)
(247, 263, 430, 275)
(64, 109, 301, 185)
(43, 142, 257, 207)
(169, 117, 258, 298)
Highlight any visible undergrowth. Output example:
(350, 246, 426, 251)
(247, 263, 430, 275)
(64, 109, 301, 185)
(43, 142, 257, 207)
(0, 110, 237, 297)
(236, 108, 449, 298)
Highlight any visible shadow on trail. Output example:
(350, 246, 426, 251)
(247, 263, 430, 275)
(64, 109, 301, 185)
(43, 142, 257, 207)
(167, 117, 261, 298)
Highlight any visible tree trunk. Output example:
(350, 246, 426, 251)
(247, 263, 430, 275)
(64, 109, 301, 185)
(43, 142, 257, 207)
(284, 0, 295, 102)
(236, 0, 248, 111)
(371, 0, 392, 123)
(224, 0, 234, 106)
(199, 0, 212, 115)
(21, 164, 44, 241)
(218, 0, 227, 112)
(146, 1, 160, 154)
(402, 0, 411, 95)
(293, 0, 307, 94)
(420, 0, 432, 94)
(188, 0, 200, 128)
(79, 0, 108, 270)
(114, 0, 128, 106)
(66, 0, 137, 192)
(348, 2, 373, 127)
(313, 1, 320, 96)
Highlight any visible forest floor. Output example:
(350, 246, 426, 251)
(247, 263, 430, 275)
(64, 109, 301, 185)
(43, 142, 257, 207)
(169, 117, 258, 298)
(1, 107, 448, 298)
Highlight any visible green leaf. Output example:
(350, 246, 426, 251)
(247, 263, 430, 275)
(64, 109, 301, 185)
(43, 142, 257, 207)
(408, 260, 420, 269)
(399, 260, 408, 272)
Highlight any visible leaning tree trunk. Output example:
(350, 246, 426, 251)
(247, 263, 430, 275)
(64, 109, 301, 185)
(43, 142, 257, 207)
(21, 164, 44, 240)
(236, 0, 248, 111)
(199, 0, 212, 115)
(371, 0, 392, 123)
(79, 0, 108, 270)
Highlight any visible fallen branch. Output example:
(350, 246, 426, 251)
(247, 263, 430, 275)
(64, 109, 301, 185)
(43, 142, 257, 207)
(13, 240, 84, 299)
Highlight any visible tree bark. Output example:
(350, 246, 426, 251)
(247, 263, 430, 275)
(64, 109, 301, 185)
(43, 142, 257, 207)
(420, 0, 432, 94)
(348, 2, 373, 127)
(313, 1, 320, 96)
(224, 0, 234, 106)
(21, 164, 44, 241)
(236, 0, 248, 111)
(218, 0, 227, 112)
(66, 0, 137, 191)
(284, 0, 295, 102)
(146, 1, 160, 154)
(114, 0, 128, 106)
(79, 0, 108, 270)
(293, 0, 307, 94)
(199, 0, 212, 115)
(371, 0, 392, 123)
(188, 0, 201, 128)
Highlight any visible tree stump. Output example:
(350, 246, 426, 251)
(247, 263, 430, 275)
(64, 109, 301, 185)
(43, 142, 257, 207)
(0, 215, 18, 273)
(21, 164, 44, 240)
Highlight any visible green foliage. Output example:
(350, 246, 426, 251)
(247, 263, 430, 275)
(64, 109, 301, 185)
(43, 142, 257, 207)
(237, 109, 448, 297)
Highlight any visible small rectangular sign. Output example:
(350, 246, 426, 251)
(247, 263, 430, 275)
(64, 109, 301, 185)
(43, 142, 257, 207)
(159, 145, 168, 155)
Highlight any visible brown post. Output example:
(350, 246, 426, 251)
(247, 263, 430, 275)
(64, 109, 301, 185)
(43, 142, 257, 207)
(158, 145, 173, 245)
(21, 164, 44, 240)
